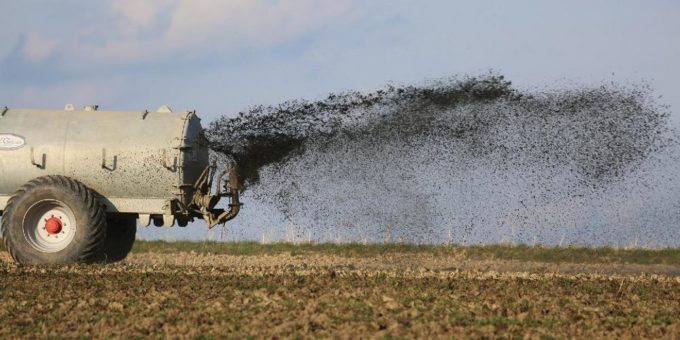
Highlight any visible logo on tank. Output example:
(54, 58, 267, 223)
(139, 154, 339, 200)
(0, 133, 26, 150)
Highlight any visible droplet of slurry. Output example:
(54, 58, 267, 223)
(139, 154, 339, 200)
(207, 74, 679, 247)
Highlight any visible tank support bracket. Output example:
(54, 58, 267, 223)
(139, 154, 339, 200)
(101, 149, 117, 171)
(30, 148, 45, 169)
(161, 149, 177, 172)
(139, 214, 151, 227)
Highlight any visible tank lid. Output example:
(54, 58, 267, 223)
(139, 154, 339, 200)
(64, 104, 75, 111)
(157, 105, 173, 113)
(83, 105, 99, 111)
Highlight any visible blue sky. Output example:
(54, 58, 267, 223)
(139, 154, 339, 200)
(1, 1, 678, 122)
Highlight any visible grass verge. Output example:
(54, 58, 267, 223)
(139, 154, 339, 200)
(129, 241, 680, 265)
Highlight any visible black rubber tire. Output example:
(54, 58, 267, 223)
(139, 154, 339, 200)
(100, 215, 137, 262)
(1, 176, 107, 264)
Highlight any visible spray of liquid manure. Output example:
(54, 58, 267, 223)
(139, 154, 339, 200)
(207, 74, 679, 246)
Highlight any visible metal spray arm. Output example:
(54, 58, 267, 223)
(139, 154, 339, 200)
(192, 164, 242, 228)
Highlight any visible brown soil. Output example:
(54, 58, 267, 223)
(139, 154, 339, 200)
(1, 251, 679, 338)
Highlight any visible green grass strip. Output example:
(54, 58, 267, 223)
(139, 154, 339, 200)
(130, 241, 680, 265)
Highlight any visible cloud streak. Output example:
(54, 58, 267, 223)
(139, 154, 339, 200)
(20, 0, 358, 66)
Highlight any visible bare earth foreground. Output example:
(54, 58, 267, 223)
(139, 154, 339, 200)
(0, 242, 679, 338)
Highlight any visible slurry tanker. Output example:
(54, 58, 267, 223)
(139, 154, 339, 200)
(0, 105, 240, 264)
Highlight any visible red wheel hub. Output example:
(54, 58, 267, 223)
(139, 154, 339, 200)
(45, 216, 63, 234)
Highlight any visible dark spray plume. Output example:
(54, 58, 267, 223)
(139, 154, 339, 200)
(207, 75, 519, 186)
(207, 74, 678, 246)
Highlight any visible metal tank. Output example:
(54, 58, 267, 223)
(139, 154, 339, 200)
(0, 105, 240, 264)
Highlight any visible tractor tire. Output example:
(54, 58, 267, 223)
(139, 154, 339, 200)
(101, 215, 137, 262)
(1, 175, 107, 264)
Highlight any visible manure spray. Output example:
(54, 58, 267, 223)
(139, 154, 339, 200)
(207, 74, 680, 246)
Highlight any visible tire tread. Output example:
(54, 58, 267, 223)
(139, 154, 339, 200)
(1, 175, 107, 264)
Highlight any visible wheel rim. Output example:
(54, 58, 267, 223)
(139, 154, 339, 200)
(22, 199, 77, 253)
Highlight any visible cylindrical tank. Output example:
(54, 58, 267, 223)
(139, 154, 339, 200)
(0, 106, 209, 215)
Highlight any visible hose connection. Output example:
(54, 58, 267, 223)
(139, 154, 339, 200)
(192, 163, 241, 228)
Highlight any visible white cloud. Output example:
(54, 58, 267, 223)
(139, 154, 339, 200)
(109, 0, 175, 36)
(162, 0, 354, 49)
(57, 0, 360, 65)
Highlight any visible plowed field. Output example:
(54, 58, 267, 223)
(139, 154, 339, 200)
(1, 242, 679, 338)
